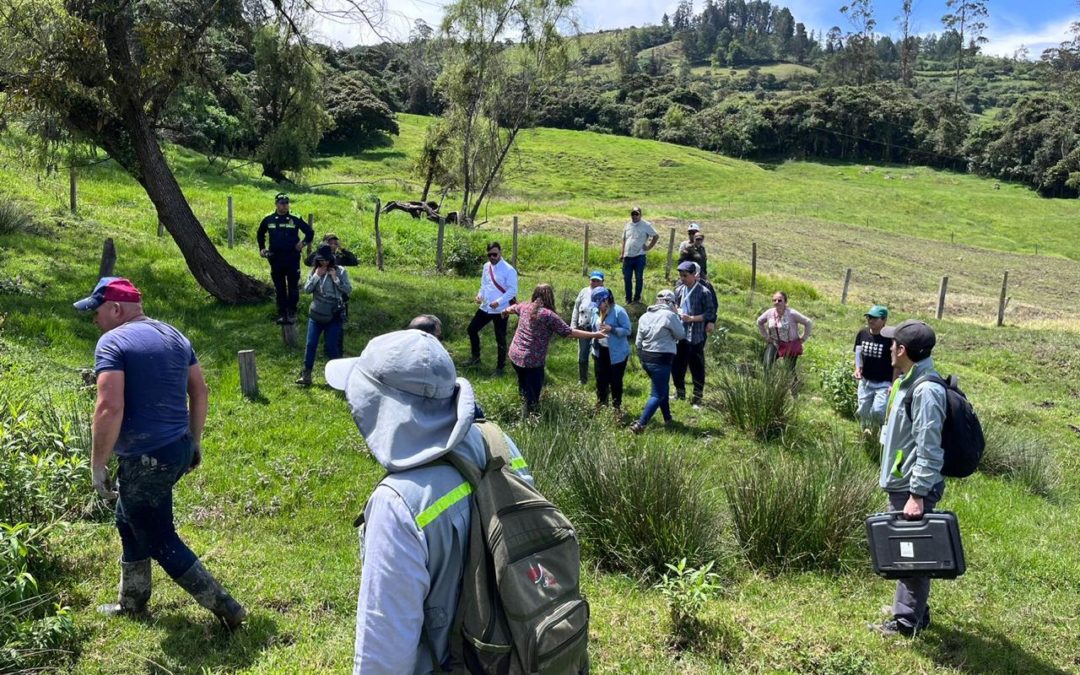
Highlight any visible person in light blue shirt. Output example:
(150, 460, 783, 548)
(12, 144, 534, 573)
(327, 331, 533, 674)
(873, 319, 947, 638)
(589, 287, 632, 411)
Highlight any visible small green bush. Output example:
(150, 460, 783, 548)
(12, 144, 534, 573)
(445, 234, 486, 277)
(724, 433, 877, 572)
(0, 391, 94, 524)
(980, 420, 1060, 498)
(0, 522, 77, 673)
(816, 354, 858, 420)
(656, 558, 722, 651)
(711, 367, 797, 441)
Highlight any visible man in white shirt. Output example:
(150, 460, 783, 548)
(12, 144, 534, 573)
(571, 271, 605, 384)
(465, 242, 518, 375)
(619, 206, 659, 305)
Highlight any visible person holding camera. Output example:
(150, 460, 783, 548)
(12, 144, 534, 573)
(297, 245, 352, 386)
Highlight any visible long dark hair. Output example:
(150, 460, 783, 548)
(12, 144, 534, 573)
(531, 284, 555, 312)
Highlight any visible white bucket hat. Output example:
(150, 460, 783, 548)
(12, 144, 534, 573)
(326, 330, 476, 471)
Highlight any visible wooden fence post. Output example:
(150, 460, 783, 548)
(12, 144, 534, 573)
(664, 228, 676, 281)
(997, 271, 1009, 327)
(237, 350, 259, 399)
(227, 196, 235, 248)
(373, 197, 384, 271)
(436, 216, 446, 273)
(936, 276, 949, 320)
(69, 166, 77, 214)
(280, 322, 297, 348)
(306, 212, 314, 256)
(750, 242, 758, 297)
(511, 216, 519, 269)
(98, 239, 116, 278)
(582, 225, 589, 276)
(157, 221, 164, 237)
(841, 268, 853, 305)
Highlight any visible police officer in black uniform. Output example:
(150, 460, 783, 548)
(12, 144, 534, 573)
(257, 193, 314, 324)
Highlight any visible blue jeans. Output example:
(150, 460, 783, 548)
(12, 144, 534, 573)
(621, 255, 647, 303)
(639, 358, 674, 426)
(857, 379, 891, 428)
(304, 318, 343, 371)
(115, 434, 199, 579)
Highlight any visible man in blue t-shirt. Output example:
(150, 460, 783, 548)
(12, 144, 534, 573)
(76, 277, 246, 629)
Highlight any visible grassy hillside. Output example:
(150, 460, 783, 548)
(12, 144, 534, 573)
(1, 118, 1079, 673)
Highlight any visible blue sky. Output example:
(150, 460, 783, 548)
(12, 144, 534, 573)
(316, 0, 1079, 58)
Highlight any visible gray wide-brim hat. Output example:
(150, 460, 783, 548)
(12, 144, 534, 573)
(325, 330, 476, 472)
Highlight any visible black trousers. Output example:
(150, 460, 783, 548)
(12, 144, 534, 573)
(513, 364, 546, 412)
(467, 309, 508, 368)
(673, 339, 706, 404)
(594, 345, 627, 408)
(269, 260, 300, 317)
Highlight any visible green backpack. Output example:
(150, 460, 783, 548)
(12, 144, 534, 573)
(440, 421, 590, 674)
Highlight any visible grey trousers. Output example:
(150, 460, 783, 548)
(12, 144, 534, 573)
(887, 484, 944, 626)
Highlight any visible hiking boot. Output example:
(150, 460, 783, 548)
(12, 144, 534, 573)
(98, 558, 151, 617)
(629, 421, 645, 435)
(674, 390, 686, 401)
(871, 618, 918, 637)
(275, 315, 289, 325)
(295, 369, 312, 386)
(175, 560, 247, 631)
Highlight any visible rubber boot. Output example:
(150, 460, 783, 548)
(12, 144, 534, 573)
(174, 560, 247, 630)
(295, 368, 312, 386)
(98, 558, 152, 617)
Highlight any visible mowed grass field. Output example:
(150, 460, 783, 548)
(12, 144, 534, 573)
(1, 114, 1079, 673)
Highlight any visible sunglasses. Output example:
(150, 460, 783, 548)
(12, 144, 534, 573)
(773, 299, 785, 303)
(694, 237, 704, 241)
(488, 252, 500, 258)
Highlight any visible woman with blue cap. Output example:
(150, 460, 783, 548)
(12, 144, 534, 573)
(588, 287, 632, 413)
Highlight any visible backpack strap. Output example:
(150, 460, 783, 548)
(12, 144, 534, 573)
(902, 373, 948, 420)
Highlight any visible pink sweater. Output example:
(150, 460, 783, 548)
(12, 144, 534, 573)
(757, 308, 813, 343)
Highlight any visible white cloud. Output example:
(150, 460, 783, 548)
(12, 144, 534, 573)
(982, 15, 1078, 58)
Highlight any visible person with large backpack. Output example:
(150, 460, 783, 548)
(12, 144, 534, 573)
(327, 330, 589, 674)
(872, 319, 950, 637)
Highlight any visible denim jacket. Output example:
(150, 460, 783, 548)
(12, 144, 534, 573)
(589, 304, 632, 364)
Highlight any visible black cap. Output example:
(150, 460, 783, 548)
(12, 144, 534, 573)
(881, 319, 936, 358)
(275, 192, 290, 203)
(313, 244, 334, 262)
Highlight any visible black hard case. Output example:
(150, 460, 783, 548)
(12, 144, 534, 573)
(865, 510, 966, 579)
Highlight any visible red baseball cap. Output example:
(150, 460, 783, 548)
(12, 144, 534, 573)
(73, 277, 142, 311)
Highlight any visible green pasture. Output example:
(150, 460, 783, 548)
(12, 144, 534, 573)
(1, 117, 1078, 673)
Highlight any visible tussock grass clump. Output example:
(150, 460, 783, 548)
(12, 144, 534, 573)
(0, 200, 30, 236)
(981, 420, 1060, 498)
(711, 366, 797, 441)
(563, 438, 722, 578)
(724, 434, 877, 573)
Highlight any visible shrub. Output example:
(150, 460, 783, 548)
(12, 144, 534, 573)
(0, 391, 95, 524)
(816, 354, 858, 420)
(724, 433, 877, 572)
(656, 558, 722, 651)
(980, 420, 1060, 498)
(711, 367, 797, 441)
(444, 233, 486, 277)
(0, 522, 77, 673)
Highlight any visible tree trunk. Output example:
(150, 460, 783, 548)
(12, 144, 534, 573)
(468, 127, 519, 225)
(120, 104, 270, 303)
(262, 163, 290, 184)
(420, 160, 436, 202)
